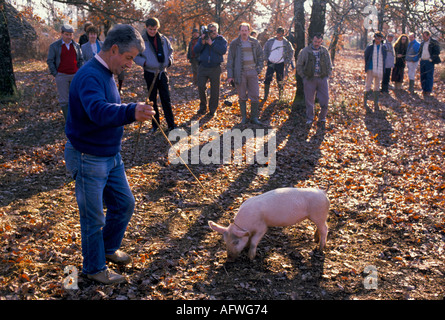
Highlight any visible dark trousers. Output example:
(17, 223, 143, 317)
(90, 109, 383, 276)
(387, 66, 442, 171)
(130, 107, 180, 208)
(197, 64, 221, 114)
(381, 68, 392, 92)
(264, 61, 284, 86)
(420, 60, 434, 93)
(144, 70, 176, 129)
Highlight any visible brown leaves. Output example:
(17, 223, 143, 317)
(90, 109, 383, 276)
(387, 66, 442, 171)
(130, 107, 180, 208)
(1, 48, 444, 300)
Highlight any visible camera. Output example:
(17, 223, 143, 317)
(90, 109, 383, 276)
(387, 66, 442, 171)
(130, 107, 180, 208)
(201, 26, 209, 40)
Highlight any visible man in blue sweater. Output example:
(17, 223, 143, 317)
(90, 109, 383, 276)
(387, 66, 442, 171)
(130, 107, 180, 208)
(65, 24, 155, 284)
(193, 22, 228, 116)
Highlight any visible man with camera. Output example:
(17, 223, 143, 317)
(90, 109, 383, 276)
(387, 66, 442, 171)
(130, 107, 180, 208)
(193, 23, 228, 117)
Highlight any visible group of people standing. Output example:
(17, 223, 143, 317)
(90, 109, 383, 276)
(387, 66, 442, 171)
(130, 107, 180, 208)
(188, 22, 335, 126)
(44, 18, 440, 285)
(45, 18, 333, 285)
(365, 30, 441, 110)
(188, 22, 296, 125)
(47, 19, 177, 133)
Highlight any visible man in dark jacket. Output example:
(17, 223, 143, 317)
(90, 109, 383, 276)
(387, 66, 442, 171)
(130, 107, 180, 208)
(193, 22, 228, 116)
(187, 28, 200, 86)
(296, 33, 332, 125)
(363, 31, 387, 111)
(418, 31, 441, 98)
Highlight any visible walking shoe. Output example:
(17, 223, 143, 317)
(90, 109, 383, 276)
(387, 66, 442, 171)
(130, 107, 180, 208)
(105, 250, 132, 265)
(86, 269, 127, 285)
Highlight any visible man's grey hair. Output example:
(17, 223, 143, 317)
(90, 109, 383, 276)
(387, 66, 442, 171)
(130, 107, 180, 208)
(102, 24, 145, 54)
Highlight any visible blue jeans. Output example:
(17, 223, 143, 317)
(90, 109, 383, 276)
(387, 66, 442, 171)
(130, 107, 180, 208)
(420, 60, 434, 93)
(64, 141, 135, 275)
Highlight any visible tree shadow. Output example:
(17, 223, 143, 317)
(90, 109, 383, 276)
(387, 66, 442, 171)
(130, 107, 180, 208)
(364, 107, 395, 147)
(120, 97, 337, 299)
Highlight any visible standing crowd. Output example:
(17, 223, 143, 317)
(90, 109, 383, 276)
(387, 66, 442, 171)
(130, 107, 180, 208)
(364, 30, 441, 111)
(45, 18, 441, 284)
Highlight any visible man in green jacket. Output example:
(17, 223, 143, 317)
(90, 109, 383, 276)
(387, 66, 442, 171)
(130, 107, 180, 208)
(296, 33, 332, 125)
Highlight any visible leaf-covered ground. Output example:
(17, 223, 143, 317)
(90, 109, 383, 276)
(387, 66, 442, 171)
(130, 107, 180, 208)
(1, 49, 444, 300)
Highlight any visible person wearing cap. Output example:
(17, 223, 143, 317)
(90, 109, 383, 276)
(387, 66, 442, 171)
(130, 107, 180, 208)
(47, 24, 84, 121)
(187, 28, 200, 86)
(364, 31, 386, 111)
(262, 26, 294, 101)
(193, 22, 228, 117)
(381, 33, 395, 93)
(405, 33, 420, 93)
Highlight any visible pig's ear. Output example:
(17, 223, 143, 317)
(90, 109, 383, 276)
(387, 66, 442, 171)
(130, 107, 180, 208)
(233, 227, 250, 238)
(208, 221, 228, 234)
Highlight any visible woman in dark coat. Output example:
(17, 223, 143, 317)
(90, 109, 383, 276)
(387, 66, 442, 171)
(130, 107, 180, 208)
(391, 34, 408, 89)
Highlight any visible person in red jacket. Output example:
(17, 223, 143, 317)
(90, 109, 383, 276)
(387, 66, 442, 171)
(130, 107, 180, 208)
(47, 24, 84, 121)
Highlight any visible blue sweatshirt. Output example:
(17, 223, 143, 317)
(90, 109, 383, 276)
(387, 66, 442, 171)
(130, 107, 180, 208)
(406, 40, 420, 62)
(193, 35, 228, 68)
(65, 57, 137, 156)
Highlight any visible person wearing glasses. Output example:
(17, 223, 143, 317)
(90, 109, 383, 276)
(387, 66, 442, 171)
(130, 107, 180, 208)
(193, 22, 228, 117)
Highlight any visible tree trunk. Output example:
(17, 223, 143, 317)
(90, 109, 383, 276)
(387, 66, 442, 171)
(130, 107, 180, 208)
(307, 0, 327, 41)
(329, 32, 339, 65)
(0, 0, 18, 100)
(293, 0, 306, 103)
(378, 0, 386, 31)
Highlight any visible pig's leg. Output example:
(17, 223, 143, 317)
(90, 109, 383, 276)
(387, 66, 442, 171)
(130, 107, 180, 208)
(311, 214, 328, 251)
(315, 222, 328, 251)
(247, 229, 267, 260)
(314, 228, 320, 243)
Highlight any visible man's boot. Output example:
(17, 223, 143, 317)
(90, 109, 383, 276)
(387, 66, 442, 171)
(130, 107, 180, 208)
(409, 80, 414, 93)
(373, 91, 380, 112)
(263, 84, 270, 101)
(239, 100, 248, 124)
(250, 102, 262, 125)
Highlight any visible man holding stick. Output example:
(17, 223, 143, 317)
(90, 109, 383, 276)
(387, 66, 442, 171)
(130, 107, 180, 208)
(64, 24, 155, 284)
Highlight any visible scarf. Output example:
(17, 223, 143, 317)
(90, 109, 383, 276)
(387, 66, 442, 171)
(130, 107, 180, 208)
(372, 44, 384, 79)
(148, 33, 165, 63)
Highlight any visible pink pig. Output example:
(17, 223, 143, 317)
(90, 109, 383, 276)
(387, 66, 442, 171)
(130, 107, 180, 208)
(209, 187, 329, 261)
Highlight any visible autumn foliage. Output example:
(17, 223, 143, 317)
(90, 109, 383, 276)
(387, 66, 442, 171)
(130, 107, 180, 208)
(1, 46, 444, 300)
